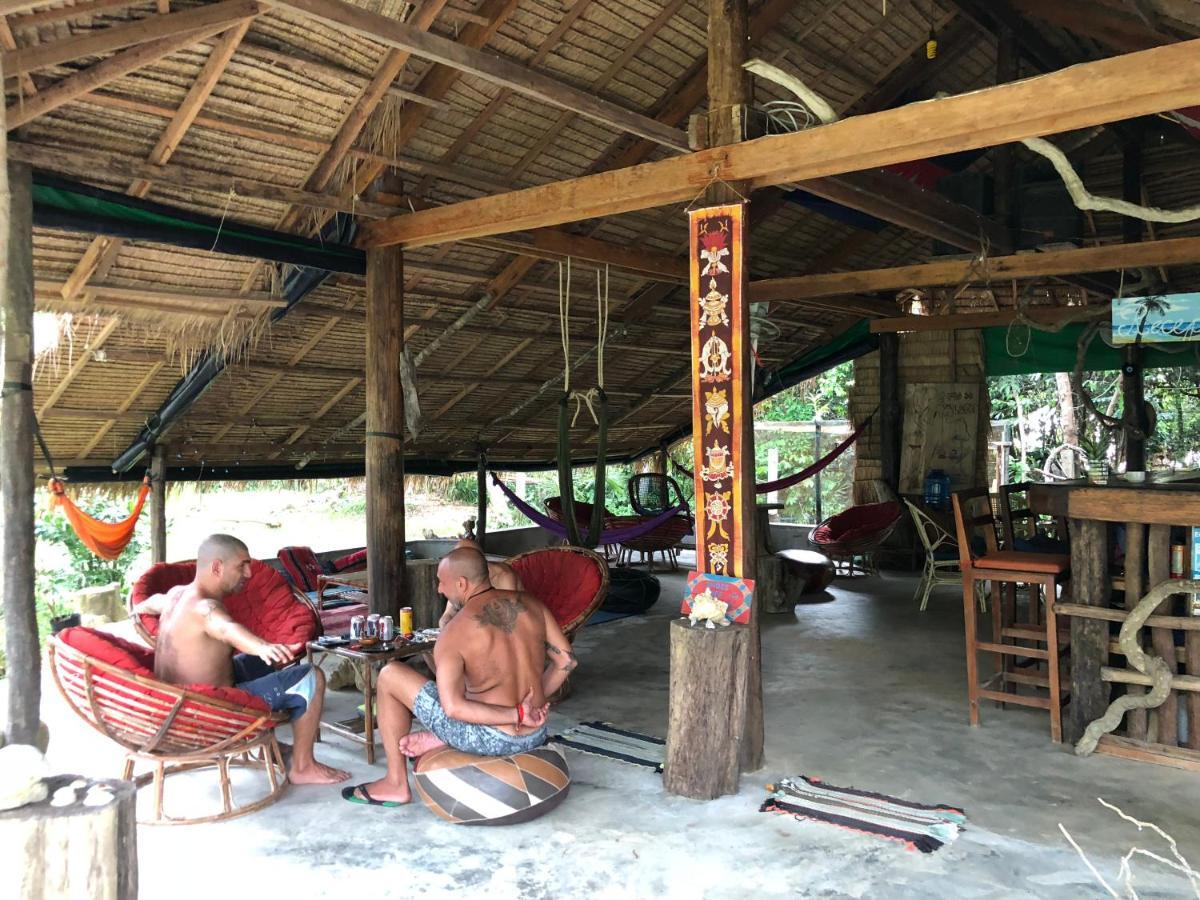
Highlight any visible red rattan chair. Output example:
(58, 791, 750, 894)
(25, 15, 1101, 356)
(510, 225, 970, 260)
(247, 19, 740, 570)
(620, 474, 694, 572)
(810, 501, 904, 576)
(129, 559, 318, 646)
(508, 546, 609, 700)
(49, 626, 287, 825)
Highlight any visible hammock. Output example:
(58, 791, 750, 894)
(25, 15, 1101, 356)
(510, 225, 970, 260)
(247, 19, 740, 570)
(49, 476, 151, 561)
(490, 473, 687, 544)
(674, 411, 874, 494)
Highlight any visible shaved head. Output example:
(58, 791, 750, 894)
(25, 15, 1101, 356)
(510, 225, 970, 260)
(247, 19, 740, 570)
(441, 546, 489, 583)
(197, 534, 249, 567)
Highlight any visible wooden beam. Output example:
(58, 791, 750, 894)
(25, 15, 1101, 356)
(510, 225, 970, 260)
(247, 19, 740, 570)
(869, 305, 1105, 333)
(35, 279, 285, 310)
(9, 141, 395, 217)
(76, 358, 166, 458)
(1008, 0, 1166, 52)
(1, 0, 258, 76)
(268, 0, 689, 151)
(359, 39, 1200, 249)
(753, 236, 1200, 301)
(37, 317, 121, 416)
(472, 229, 688, 282)
(4, 15, 250, 128)
(9, 0, 152, 29)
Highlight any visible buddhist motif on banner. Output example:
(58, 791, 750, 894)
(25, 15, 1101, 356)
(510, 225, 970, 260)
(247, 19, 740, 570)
(689, 204, 747, 577)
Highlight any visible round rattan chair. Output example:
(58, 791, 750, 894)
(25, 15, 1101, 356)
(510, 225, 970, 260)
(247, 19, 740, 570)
(811, 501, 904, 577)
(621, 474, 694, 571)
(49, 627, 287, 825)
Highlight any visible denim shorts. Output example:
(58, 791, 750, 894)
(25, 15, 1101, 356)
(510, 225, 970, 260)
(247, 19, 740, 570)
(412, 682, 547, 756)
(235, 658, 316, 721)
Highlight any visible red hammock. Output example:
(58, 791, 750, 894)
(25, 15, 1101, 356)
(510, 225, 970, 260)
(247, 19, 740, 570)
(674, 412, 873, 494)
(49, 476, 151, 561)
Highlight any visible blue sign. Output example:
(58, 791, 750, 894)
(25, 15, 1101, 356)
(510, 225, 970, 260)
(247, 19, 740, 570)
(1112, 293, 1200, 344)
(1193, 527, 1200, 580)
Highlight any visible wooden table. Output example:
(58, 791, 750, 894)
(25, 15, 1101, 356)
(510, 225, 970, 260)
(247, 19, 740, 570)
(306, 635, 436, 764)
(1029, 479, 1200, 766)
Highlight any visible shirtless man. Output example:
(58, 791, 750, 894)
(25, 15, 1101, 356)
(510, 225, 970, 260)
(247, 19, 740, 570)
(132, 534, 349, 786)
(343, 547, 576, 807)
(437, 538, 524, 628)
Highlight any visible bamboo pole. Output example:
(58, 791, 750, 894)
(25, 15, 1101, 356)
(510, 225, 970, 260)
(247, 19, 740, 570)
(149, 444, 167, 563)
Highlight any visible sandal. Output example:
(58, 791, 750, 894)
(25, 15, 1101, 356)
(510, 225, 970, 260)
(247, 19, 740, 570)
(341, 783, 404, 808)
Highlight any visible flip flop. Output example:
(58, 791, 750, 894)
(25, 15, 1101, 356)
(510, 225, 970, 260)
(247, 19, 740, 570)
(341, 783, 403, 808)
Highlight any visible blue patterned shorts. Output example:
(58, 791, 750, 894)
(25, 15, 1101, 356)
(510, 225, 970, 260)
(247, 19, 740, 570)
(412, 681, 547, 756)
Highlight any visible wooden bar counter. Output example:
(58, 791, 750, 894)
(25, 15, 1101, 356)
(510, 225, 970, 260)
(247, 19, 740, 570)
(1030, 479, 1200, 768)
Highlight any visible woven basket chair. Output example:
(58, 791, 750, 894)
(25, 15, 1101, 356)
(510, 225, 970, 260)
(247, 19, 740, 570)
(508, 546, 609, 701)
(811, 501, 904, 576)
(49, 627, 287, 825)
(621, 474, 694, 572)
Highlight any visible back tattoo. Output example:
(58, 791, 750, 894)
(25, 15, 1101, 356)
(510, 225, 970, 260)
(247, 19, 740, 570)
(474, 597, 525, 633)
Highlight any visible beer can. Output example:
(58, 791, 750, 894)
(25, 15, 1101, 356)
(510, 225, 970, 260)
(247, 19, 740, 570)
(349, 615, 366, 640)
(378, 615, 395, 642)
(366, 614, 380, 638)
(399, 606, 414, 638)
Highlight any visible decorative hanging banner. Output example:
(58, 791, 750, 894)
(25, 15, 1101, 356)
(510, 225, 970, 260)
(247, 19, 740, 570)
(689, 203, 748, 577)
(1112, 293, 1200, 344)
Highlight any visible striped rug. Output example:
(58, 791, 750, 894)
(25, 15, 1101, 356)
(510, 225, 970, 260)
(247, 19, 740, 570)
(760, 776, 966, 854)
(552, 721, 665, 772)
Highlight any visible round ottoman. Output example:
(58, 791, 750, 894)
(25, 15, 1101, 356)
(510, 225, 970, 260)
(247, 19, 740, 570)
(778, 549, 836, 595)
(413, 743, 570, 825)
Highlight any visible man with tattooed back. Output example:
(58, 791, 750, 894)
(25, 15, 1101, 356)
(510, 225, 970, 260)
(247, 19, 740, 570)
(343, 546, 577, 807)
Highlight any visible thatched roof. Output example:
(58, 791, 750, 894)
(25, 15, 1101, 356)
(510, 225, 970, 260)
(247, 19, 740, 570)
(7, 0, 1200, 480)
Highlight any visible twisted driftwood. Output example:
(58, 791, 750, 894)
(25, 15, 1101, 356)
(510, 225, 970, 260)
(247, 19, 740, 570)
(1075, 578, 1200, 756)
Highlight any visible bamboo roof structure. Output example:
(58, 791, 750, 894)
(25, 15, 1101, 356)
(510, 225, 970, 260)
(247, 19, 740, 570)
(6, 0, 1200, 480)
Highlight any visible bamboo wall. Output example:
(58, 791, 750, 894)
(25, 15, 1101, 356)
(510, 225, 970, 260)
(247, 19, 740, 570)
(850, 329, 992, 498)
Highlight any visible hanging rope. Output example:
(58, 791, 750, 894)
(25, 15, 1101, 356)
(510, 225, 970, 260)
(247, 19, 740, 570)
(49, 475, 152, 560)
(555, 260, 610, 548)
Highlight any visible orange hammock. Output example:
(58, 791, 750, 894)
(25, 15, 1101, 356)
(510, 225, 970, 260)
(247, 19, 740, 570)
(48, 476, 151, 561)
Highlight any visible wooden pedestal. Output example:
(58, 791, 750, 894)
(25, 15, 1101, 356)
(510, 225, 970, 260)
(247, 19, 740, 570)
(663, 618, 749, 799)
(0, 775, 137, 899)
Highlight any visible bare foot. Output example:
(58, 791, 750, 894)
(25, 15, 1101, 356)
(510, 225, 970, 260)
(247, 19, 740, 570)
(398, 730, 446, 758)
(353, 777, 412, 805)
(288, 759, 352, 785)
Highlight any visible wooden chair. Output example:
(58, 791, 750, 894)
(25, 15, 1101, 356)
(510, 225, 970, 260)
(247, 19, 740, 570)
(952, 488, 1070, 742)
(903, 499, 973, 613)
(49, 627, 287, 825)
(997, 482, 1070, 556)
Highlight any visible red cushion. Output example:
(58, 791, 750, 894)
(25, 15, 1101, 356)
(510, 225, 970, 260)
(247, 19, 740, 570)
(973, 551, 1070, 575)
(812, 502, 903, 546)
(509, 548, 604, 633)
(331, 548, 367, 571)
(278, 546, 323, 592)
(56, 626, 270, 711)
(130, 559, 317, 646)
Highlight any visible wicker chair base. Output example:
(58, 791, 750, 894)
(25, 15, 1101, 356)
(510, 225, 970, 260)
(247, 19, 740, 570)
(124, 731, 288, 826)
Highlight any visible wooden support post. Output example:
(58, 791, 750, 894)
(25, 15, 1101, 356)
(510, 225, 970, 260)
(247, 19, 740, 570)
(365, 245, 405, 618)
(878, 332, 901, 492)
(0, 776, 137, 900)
(1066, 518, 1110, 745)
(663, 618, 749, 799)
(992, 26, 1018, 245)
(1124, 521, 1148, 740)
(2, 160, 41, 747)
(1121, 129, 1149, 471)
(1147, 525, 1178, 745)
(475, 448, 487, 550)
(149, 444, 167, 563)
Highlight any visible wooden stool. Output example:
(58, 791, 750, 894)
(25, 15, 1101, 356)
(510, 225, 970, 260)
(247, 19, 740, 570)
(952, 489, 1070, 742)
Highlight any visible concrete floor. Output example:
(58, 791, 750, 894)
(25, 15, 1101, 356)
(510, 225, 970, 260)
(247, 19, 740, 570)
(31, 567, 1200, 899)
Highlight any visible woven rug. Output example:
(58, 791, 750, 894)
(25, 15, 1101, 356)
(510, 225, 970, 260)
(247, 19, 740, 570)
(552, 722, 665, 772)
(760, 776, 966, 854)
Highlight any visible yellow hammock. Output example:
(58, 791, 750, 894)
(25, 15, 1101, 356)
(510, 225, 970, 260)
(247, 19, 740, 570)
(49, 476, 151, 561)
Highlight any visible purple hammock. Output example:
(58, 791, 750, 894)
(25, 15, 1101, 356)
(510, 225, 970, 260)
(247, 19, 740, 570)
(674, 412, 874, 495)
(489, 472, 689, 544)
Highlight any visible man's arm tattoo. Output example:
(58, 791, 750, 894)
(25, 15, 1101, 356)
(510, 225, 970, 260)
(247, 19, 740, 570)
(544, 641, 579, 671)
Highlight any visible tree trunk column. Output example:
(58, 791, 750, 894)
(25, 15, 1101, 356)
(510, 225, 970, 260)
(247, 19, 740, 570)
(365, 246, 405, 618)
(475, 448, 487, 550)
(149, 444, 167, 563)
(2, 160, 40, 747)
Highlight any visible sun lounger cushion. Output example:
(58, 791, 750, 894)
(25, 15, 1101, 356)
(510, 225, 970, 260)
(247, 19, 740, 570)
(330, 548, 367, 571)
(57, 626, 270, 711)
(131, 560, 317, 646)
(413, 744, 570, 825)
(278, 546, 324, 592)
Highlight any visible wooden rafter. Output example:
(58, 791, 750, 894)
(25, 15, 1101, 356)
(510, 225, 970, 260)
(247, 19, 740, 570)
(1, 0, 258, 76)
(35, 279, 285, 309)
(358, 38, 1200, 248)
(750, 236, 1200, 301)
(0, 15, 37, 95)
(37, 317, 121, 417)
(76, 360, 167, 458)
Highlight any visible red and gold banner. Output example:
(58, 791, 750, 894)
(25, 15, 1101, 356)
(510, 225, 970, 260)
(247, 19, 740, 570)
(689, 203, 748, 578)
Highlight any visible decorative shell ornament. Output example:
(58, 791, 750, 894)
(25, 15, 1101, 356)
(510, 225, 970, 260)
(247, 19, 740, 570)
(0, 744, 50, 811)
(687, 588, 730, 629)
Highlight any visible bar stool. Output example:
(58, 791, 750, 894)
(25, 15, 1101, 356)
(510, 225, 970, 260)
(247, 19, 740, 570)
(952, 488, 1070, 742)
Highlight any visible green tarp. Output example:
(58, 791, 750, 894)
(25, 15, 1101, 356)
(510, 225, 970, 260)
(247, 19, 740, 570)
(983, 322, 1197, 376)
